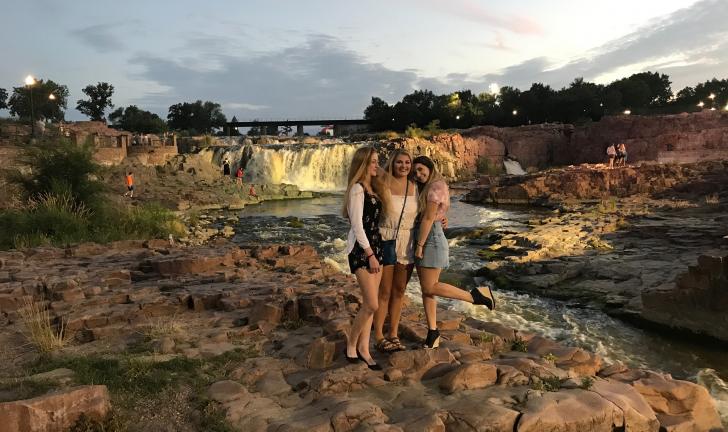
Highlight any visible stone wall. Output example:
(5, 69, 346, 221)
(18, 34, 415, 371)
(126, 144, 179, 165)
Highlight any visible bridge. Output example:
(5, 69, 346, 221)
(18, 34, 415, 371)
(226, 118, 370, 136)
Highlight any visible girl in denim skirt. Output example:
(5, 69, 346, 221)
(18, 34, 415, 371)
(412, 156, 496, 349)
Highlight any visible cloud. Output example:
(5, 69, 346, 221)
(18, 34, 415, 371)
(485, 33, 513, 52)
(70, 24, 125, 53)
(129, 34, 418, 119)
(481, 0, 728, 90)
(416, 0, 543, 35)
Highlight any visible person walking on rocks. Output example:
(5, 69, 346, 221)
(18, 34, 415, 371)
(606, 144, 617, 168)
(373, 149, 418, 353)
(412, 156, 495, 349)
(123, 171, 134, 198)
(343, 146, 390, 370)
(236, 167, 244, 188)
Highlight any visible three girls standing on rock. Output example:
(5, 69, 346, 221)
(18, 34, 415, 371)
(344, 147, 496, 366)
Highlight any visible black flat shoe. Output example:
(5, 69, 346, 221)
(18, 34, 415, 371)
(357, 349, 382, 370)
(470, 286, 495, 310)
(423, 328, 440, 349)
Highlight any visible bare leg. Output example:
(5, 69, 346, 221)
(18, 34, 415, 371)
(373, 265, 394, 342)
(418, 266, 476, 329)
(347, 268, 381, 363)
(387, 263, 413, 339)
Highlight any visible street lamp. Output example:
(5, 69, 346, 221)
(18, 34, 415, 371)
(48, 93, 56, 101)
(512, 110, 518, 116)
(709, 93, 716, 100)
(623, 109, 632, 115)
(697, 101, 705, 108)
(24, 75, 36, 137)
(455, 115, 460, 120)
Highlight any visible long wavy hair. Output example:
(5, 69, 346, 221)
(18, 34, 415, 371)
(384, 148, 413, 178)
(412, 155, 445, 215)
(342, 146, 390, 218)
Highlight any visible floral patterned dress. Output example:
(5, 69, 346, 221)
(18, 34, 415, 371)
(348, 184, 383, 273)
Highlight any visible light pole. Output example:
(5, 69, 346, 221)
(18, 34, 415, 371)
(24, 75, 36, 137)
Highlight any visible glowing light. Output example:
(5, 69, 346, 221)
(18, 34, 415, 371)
(455, 115, 460, 120)
(710, 107, 716, 111)
(24, 75, 36, 86)
(489, 83, 500, 95)
(709, 93, 716, 100)
(48, 94, 56, 100)
(512, 110, 518, 116)
(697, 101, 705, 108)
(623, 110, 632, 115)
(724, 103, 728, 111)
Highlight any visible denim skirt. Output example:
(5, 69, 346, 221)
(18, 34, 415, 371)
(415, 221, 449, 269)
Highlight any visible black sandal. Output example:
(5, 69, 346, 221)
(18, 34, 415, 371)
(470, 286, 496, 310)
(423, 328, 440, 349)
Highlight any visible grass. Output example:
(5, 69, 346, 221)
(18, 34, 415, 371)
(531, 375, 564, 392)
(24, 347, 258, 432)
(18, 297, 69, 353)
(541, 353, 558, 364)
(140, 314, 185, 340)
(510, 336, 529, 353)
(705, 193, 720, 205)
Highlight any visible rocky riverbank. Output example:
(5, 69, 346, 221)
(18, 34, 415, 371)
(0, 242, 724, 431)
(465, 160, 728, 344)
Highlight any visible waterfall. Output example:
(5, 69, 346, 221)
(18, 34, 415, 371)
(504, 158, 527, 175)
(205, 143, 364, 192)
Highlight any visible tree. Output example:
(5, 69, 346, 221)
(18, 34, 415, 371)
(8, 79, 69, 121)
(76, 82, 114, 121)
(167, 100, 227, 134)
(228, 116, 241, 136)
(363, 97, 394, 131)
(0, 88, 8, 110)
(109, 106, 167, 134)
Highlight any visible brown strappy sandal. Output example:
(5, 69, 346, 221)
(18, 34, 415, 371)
(375, 338, 399, 353)
(388, 337, 406, 351)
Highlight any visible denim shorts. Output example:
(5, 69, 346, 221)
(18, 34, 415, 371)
(415, 221, 449, 269)
(381, 240, 397, 266)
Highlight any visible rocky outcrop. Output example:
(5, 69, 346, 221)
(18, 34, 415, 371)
(641, 254, 728, 342)
(0, 385, 110, 432)
(0, 242, 723, 431)
(465, 160, 728, 205)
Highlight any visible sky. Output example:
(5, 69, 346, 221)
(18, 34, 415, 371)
(1, 0, 726, 121)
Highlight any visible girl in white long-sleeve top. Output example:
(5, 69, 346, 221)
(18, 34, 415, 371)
(343, 146, 390, 370)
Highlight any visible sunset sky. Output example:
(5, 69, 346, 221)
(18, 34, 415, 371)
(1, 0, 726, 120)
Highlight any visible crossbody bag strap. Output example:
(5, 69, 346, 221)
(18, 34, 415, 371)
(393, 180, 409, 241)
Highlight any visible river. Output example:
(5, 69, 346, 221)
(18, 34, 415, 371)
(231, 192, 728, 420)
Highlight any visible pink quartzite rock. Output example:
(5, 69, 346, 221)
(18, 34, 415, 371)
(0, 385, 110, 432)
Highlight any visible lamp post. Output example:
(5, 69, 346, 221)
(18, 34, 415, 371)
(24, 75, 36, 137)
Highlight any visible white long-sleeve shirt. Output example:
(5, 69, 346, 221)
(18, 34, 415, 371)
(346, 183, 370, 254)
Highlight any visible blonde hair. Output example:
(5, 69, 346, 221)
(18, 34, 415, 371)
(414, 158, 446, 215)
(384, 149, 413, 177)
(342, 146, 391, 218)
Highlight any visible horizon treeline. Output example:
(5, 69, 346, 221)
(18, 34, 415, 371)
(364, 73, 728, 131)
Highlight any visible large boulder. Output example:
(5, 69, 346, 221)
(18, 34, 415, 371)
(0, 385, 110, 432)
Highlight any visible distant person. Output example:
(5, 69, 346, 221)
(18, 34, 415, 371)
(123, 171, 134, 198)
(236, 167, 244, 188)
(248, 184, 258, 198)
(222, 159, 231, 177)
(606, 144, 617, 168)
(617, 143, 628, 166)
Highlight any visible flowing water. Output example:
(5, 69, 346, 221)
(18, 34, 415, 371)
(232, 193, 728, 419)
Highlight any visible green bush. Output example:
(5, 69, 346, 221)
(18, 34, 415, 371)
(9, 138, 105, 206)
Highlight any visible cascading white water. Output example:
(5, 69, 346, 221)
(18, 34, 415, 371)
(504, 158, 527, 175)
(207, 143, 364, 192)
